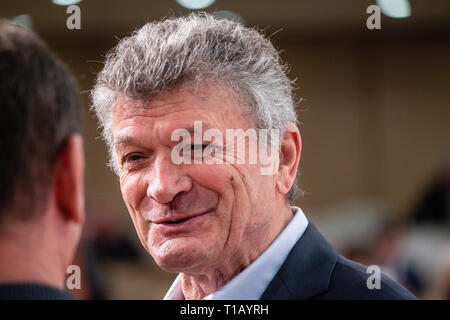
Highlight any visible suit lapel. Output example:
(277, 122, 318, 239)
(261, 222, 338, 299)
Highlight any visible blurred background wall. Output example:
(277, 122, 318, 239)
(1, 0, 449, 299)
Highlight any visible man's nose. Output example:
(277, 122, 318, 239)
(146, 153, 192, 204)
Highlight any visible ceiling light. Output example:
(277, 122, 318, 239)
(376, 0, 411, 18)
(52, 0, 82, 6)
(10, 14, 33, 30)
(176, 0, 215, 10)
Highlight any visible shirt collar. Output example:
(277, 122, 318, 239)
(164, 206, 308, 300)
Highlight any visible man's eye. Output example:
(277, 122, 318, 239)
(123, 154, 143, 163)
(191, 144, 208, 151)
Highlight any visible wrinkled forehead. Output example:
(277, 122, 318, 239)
(112, 84, 254, 141)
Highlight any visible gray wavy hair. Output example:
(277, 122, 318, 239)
(91, 12, 302, 202)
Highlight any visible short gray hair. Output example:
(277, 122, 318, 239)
(91, 12, 302, 202)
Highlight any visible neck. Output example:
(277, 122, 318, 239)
(0, 221, 66, 289)
(180, 204, 293, 300)
(180, 252, 252, 300)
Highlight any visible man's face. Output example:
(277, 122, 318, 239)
(113, 85, 279, 273)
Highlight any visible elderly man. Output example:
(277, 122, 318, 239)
(0, 21, 84, 299)
(92, 13, 415, 300)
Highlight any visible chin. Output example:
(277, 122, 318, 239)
(149, 237, 211, 273)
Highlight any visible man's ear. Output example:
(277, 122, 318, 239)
(53, 134, 85, 224)
(276, 123, 302, 196)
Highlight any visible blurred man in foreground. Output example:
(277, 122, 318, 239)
(92, 13, 415, 300)
(0, 21, 84, 299)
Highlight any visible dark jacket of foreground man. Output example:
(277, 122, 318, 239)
(261, 223, 416, 300)
(0, 283, 74, 300)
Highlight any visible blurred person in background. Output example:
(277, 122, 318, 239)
(92, 13, 416, 300)
(346, 222, 424, 297)
(0, 21, 84, 299)
(412, 158, 450, 227)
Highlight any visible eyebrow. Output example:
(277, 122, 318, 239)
(186, 126, 201, 135)
(186, 123, 215, 134)
(114, 136, 138, 146)
(113, 123, 216, 147)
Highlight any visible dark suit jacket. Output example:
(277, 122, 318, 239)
(261, 223, 416, 300)
(0, 283, 74, 300)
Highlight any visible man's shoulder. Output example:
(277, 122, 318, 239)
(261, 222, 416, 300)
(0, 282, 75, 300)
(312, 255, 417, 300)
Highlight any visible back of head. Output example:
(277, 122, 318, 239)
(0, 21, 81, 228)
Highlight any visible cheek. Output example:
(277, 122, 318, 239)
(120, 173, 147, 220)
(120, 172, 156, 251)
(187, 164, 234, 195)
(213, 164, 255, 240)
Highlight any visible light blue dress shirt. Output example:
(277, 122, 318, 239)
(163, 206, 309, 300)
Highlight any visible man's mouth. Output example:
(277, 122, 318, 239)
(162, 216, 194, 224)
(151, 210, 213, 231)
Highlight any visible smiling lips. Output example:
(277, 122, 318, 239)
(151, 209, 213, 230)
